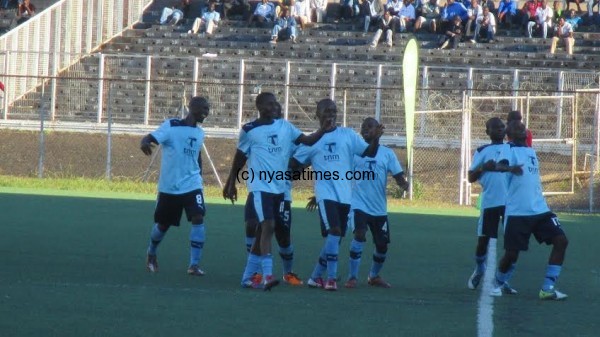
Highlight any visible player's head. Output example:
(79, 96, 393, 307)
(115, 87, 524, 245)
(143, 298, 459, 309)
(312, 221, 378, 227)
(188, 96, 210, 123)
(507, 110, 523, 123)
(255, 92, 278, 120)
(506, 121, 527, 144)
(361, 117, 379, 142)
(316, 98, 337, 128)
(274, 101, 282, 119)
(485, 117, 505, 142)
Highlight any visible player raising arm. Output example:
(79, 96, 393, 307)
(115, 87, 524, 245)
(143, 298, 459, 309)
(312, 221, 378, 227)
(290, 99, 383, 291)
(141, 96, 210, 277)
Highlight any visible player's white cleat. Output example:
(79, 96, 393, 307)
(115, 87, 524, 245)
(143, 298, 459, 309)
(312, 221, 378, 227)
(490, 283, 518, 297)
(146, 254, 158, 273)
(468, 270, 483, 289)
(539, 287, 568, 300)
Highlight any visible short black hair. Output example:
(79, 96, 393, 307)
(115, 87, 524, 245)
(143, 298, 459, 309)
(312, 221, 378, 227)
(485, 117, 504, 130)
(507, 110, 522, 122)
(506, 121, 527, 141)
(255, 92, 276, 108)
(189, 96, 208, 109)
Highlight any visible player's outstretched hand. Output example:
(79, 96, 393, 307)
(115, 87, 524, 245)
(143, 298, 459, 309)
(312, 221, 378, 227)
(222, 181, 237, 204)
(306, 196, 317, 212)
(373, 124, 385, 139)
(140, 141, 154, 156)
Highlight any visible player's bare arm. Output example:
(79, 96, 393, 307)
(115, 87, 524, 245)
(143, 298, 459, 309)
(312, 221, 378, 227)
(140, 134, 158, 156)
(468, 159, 496, 183)
(495, 159, 523, 176)
(223, 149, 247, 204)
(294, 118, 336, 146)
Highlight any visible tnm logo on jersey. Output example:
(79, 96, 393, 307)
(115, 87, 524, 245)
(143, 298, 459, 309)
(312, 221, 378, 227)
(184, 137, 198, 157)
(528, 156, 539, 174)
(366, 160, 377, 171)
(323, 142, 339, 161)
(267, 134, 282, 153)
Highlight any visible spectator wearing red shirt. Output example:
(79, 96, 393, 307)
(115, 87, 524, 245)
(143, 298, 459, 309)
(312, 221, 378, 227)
(520, 0, 540, 32)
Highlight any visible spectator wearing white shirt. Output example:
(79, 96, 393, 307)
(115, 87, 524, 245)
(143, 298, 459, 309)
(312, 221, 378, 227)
(362, 0, 384, 32)
(396, 0, 415, 32)
(159, 1, 184, 25)
(415, 0, 440, 32)
(550, 17, 574, 54)
(291, 0, 311, 29)
(310, 0, 328, 22)
(465, 0, 483, 39)
(473, 6, 496, 42)
(189, 3, 221, 35)
(385, 0, 403, 16)
(528, 0, 553, 38)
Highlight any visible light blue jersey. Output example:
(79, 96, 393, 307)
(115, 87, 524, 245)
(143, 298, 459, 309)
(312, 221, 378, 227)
(498, 143, 550, 216)
(293, 127, 368, 205)
(151, 119, 204, 194)
(351, 146, 403, 216)
(469, 143, 508, 209)
(238, 118, 302, 194)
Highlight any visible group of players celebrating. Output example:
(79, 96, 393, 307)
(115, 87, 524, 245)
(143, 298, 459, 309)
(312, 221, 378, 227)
(139, 94, 568, 299)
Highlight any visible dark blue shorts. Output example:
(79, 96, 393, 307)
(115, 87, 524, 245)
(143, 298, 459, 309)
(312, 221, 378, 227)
(477, 206, 505, 239)
(154, 189, 205, 226)
(317, 199, 351, 237)
(351, 209, 390, 245)
(504, 212, 566, 251)
(244, 191, 285, 223)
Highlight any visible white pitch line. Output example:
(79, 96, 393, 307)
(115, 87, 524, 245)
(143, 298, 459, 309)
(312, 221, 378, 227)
(477, 238, 497, 337)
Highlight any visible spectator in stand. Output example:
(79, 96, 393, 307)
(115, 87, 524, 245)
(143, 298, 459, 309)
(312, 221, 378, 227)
(440, 0, 468, 33)
(521, 0, 541, 33)
(340, 0, 360, 21)
(181, 0, 192, 19)
(248, 0, 279, 27)
(527, 0, 553, 38)
(370, 10, 395, 47)
(565, 9, 582, 30)
(396, 0, 416, 32)
(290, 0, 311, 30)
(564, 0, 582, 12)
(465, 0, 483, 41)
(310, 0, 328, 23)
(362, 0, 384, 32)
(552, 0, 563, 25)
(385, 0, 403, 17)
(473, 6, 496, 42)
(223, 0, 251, 20)
(497, 0, 518, 29)
(439, 15, 463, 49)
(415, 0, 440, 32)
(189, 3, 221, 35)
(159, 1, 185, 25)
(550, 16, 574, 55)
(16, 0, 35, 24)
(270, 9, 298, 44)
(587, 0, 599, 17)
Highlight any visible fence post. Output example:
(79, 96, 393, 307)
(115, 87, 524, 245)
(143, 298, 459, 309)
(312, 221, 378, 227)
(330, 63, 336, 101)
(237, 59, 245, 130)
(50, 51, 58, 121)
(591, 91, 600, 212)
(192, 57, 199, 96)
(97, 53, 105, 124)
(2, 51, 9, 119)
(38, 86, 46, 179)
(144, 55, 152, 125)
(284, 60, 290, 120)
(459, 91, 469, 205)
(343, 89, 347, 127)
(375, 64, 382, 122)
(512, 69, 519, 110)
(106, 83, 113, 181)
(419, 66, 429, 136)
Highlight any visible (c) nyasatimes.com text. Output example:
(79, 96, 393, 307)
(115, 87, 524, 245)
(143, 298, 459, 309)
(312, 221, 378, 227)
(236, 169, 376, 184)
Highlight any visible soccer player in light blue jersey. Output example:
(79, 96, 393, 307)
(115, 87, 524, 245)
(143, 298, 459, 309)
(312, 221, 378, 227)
(223, 92, 332, 290)
(242, 103, 304, 286)
(491, 121, 569, 300)
(343, 117, 408, 289)
(466, 117, 508, 291)
(141, 96, 210, 276)
(291, 99, 383, 291)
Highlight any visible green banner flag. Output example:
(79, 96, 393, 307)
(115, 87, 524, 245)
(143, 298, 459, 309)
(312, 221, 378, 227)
(402, 39, 419, 198)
